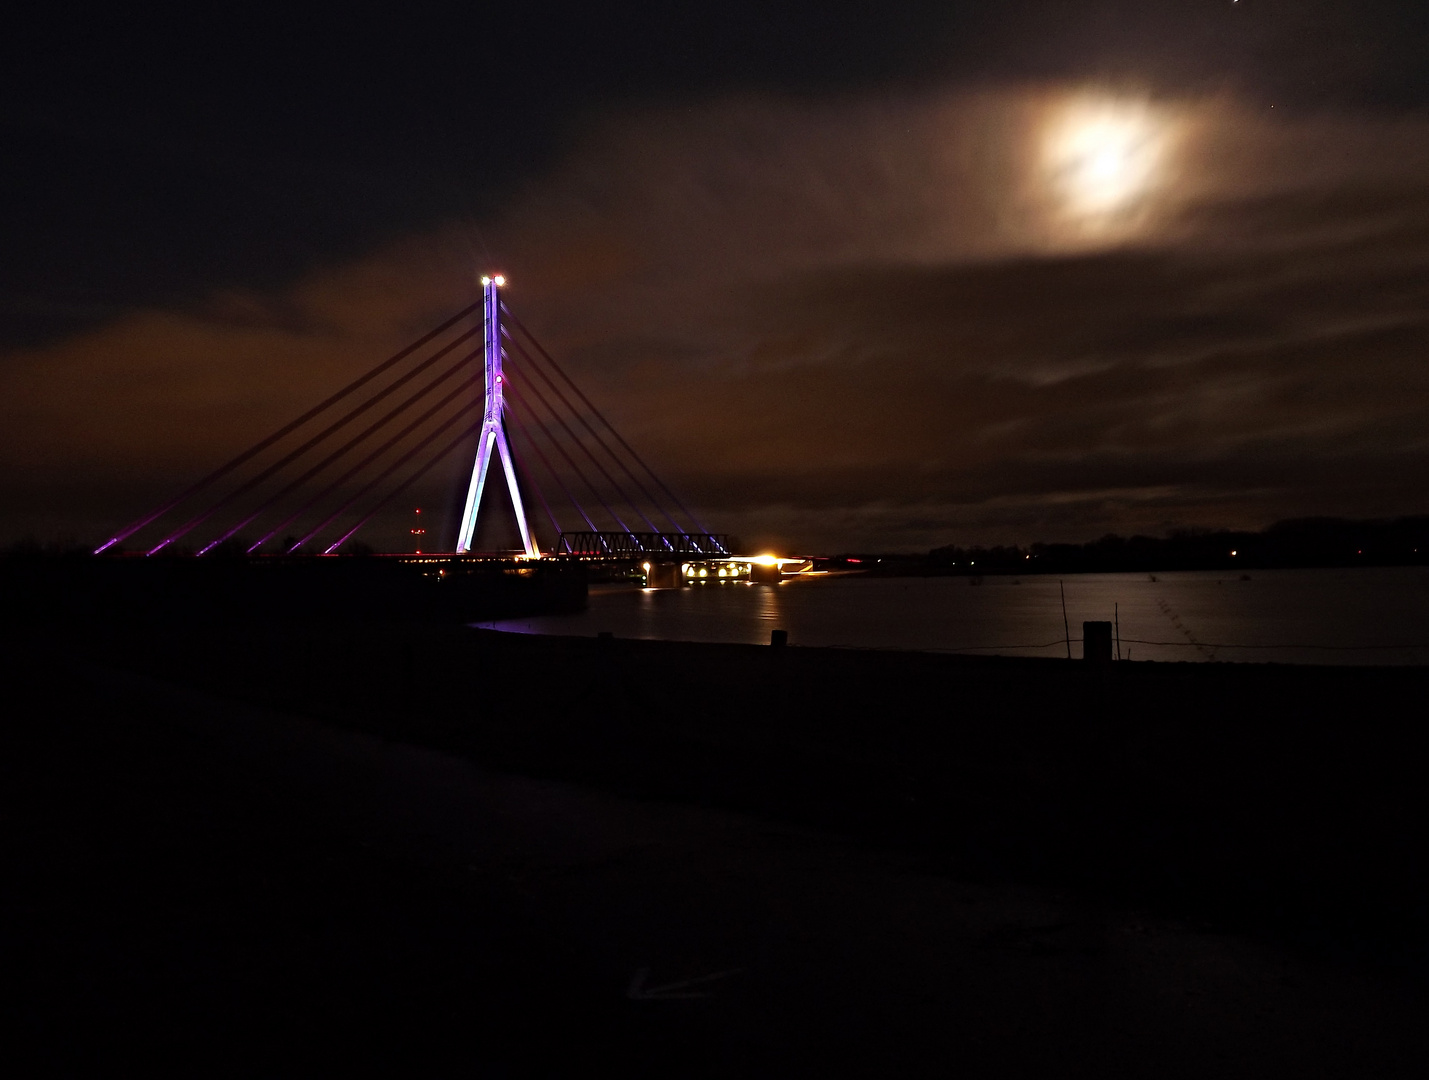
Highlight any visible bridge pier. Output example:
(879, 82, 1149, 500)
(644, 562, 684, 589)
(751, 561, 781, 585)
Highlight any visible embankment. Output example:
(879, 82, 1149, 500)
(79, 618, 1429, 976)
(0, 552, 587, 623)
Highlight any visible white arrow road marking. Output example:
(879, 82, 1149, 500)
(626, 967, 743, 1001)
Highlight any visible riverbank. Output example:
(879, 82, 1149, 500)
(0, 551, 588, 624)
(73, 619, 1429, 973)
(6, 626, 1428, 1074)
(11, 640, 1429, 1074)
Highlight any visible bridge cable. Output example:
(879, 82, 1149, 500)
(503, 332, 678, 542)
(499, 351, 646, 532)
(501, 430, 564, 543)
(502, 401, 598, 536)
(502, 385, 618, 534)
(504, 309, 714, 539)
(502, 376, 632, 533)
(244, 350, 486, 553)
(286, 400, 482, 552)
(323, 416, 489, 555)
(148, 322, 483, 554)
(94, 301, 481, 554)
(199, 344, 485, 555)
(287, 403, 485, 554)
(503, 316, 686, 535)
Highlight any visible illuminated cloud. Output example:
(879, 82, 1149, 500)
(5, 85, 1429, 550)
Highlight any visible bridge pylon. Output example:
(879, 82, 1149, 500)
(455, 275, 540, 557)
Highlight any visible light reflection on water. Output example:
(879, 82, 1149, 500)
(481, 567, 1429, 665)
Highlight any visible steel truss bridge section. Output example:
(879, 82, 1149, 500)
(557, 531, 730, 556)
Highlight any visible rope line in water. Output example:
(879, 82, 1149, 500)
(1119, 638, 1429, 651)
(910, 638, 1429, 654)
(816, 638, 1429, 654)
(462, 631, 1428, 658)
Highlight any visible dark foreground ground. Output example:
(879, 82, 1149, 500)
(4, 621, 1428, 1076)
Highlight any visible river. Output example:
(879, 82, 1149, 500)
(481, 565, 1429, 665)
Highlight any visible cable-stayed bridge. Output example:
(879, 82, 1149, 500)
(95, 276, 743, 579)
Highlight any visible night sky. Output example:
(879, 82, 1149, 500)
(5, 2, 1429, 553)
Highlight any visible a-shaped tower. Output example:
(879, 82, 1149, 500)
(454, 275, 540, 556)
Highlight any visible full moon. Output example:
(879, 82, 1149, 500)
(1042, 96, 1172, 226)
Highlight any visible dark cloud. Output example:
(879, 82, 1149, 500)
(472, 91, 1429, 548)
(6, 7, 1429, 550)
(7, 3, 1429, 347)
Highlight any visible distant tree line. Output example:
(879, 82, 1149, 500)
(831, 516, 1429, 575)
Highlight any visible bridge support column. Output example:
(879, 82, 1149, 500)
(752, 561, 782, 585)
(456, 275, 540, 557)
(644, 562, 684, 589)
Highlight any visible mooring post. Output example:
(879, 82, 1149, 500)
(1083, 621, 1113, 662)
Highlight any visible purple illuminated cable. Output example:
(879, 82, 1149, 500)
(203, 345, 483, 555)
(503, 392, 602, 532)
(510, 312, 722, 550)
(252, 389, 479, 554)
(323, 418, 486, 554)
(502, 431, 562, 542)
(148, 322, 483, 554)
(503, 398, 597, 532)
(94, 301, 481, 553)
(509, 358, 654, 538)
(503, 380, 625, 532)
(503, 334, 669, 544)
(507, 406, 599, 536)
(244, 352, 484, 552)
(504, 399, 606, 554)
(290, 402, 484, 553)
(503, 331, 680, 540)
(505, 309, 714, 540)
(501, 361, 635, 532)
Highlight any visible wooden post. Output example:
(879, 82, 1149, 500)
(1060, 580, 1071, 659)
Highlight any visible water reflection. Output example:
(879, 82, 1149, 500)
(757, 581, 783, 629)
(480, 567, 1429, 666)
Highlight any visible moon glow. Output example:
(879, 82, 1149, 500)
(1042, 96, 1173, 228)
